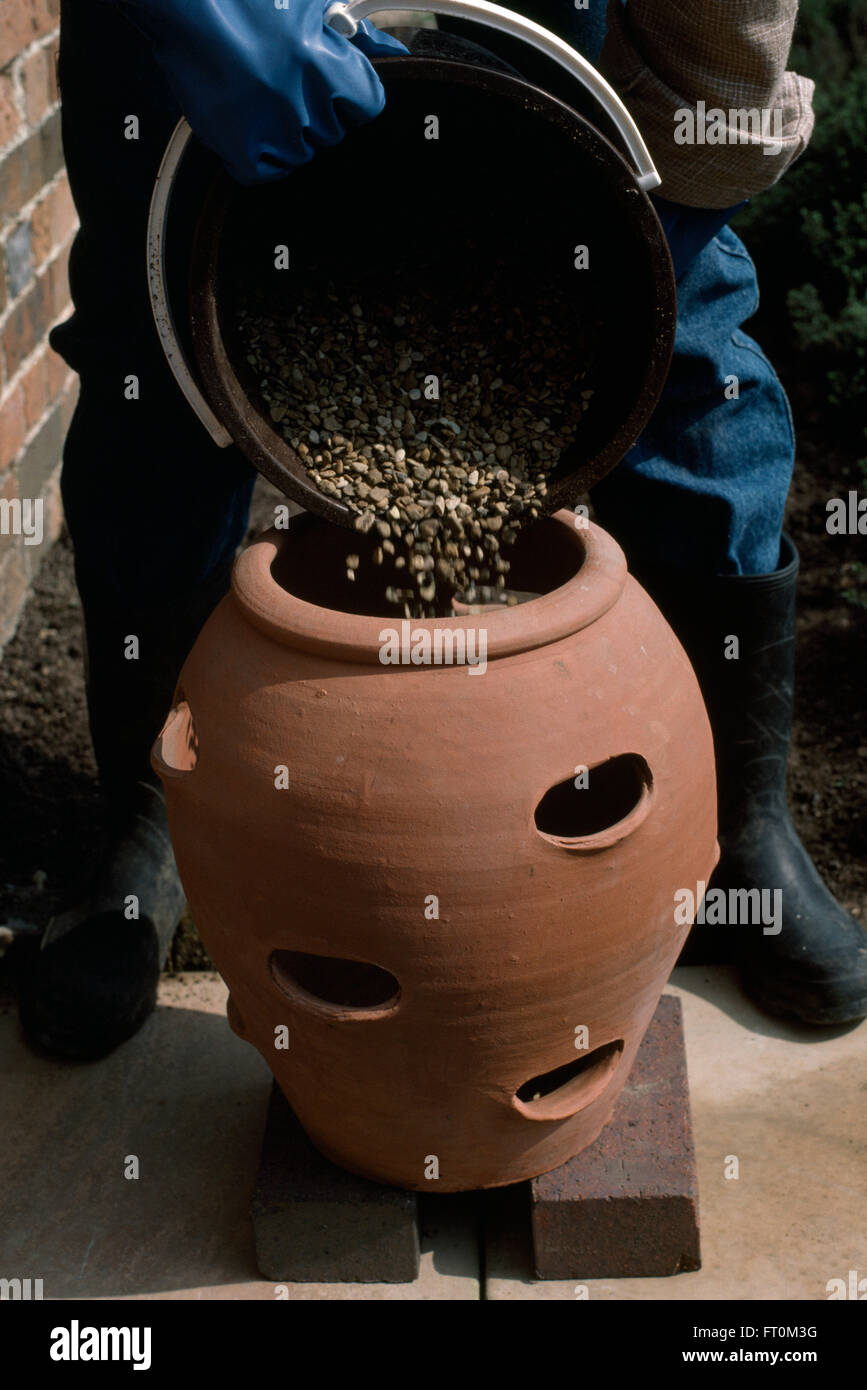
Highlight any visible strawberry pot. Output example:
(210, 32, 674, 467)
(152, 511, 718, 1191)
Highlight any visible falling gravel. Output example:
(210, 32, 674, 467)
(238, 265, 594, 617)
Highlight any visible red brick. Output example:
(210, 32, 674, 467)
(529, 996, 701, 1279)
(0, 131, 43, 233)
(19, 44, 55, 127)
(48, 235, 71, 317)
(0, 383, 26, 468)
(53, 171, 76, 241)
(19, 343, 48, 429)
(45, 343, 68, 397)
(0, 2, 58, 73)
(29, 181, 52, 265)
(39, 106, 63, 181)
(1, 269, 51, 382)
(32, 173, 76, 268)
(0, 71, 23, 150)
(60, 372, 78, 429)
(46, 36, 59, 103)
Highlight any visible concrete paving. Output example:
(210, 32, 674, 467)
(486, 968, 867, 1300)
(0, 973, 478, 1300)
(1, 967, 863, 1300)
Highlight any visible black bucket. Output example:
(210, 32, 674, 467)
(177, 39, 675, 525)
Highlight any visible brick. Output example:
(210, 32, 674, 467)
(20, 44, 54, 127)
(59, 372, 78, 430)
(529, 995, 701, 1280)
(0, 469, 18, 505)
(53, 172, 76, 241)
(0, 382, 26, 468)
(49, 236, 71, 319)
(38, 107, 63, 183)
(29, 181, 52, 266)
(0, 469, 20, 553)
(31, 176, 77, 270)
(0, 1, 58, 72)
(4, 218, 34, 297)
(1, 271, 50, 382)
(16, 388, 63, 498)
(1, 456, 62, 558)
(0, 70, 23, 150)
(45, 342, 68, 397)
(46, 37, 59, 105)
(251, 1081, 420, 1283)
(19, 343, 48, 429)
(0, 131, 44, 233)
(40, 462, 63, 544)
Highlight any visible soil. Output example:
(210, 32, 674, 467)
(0, 378, 864, 979)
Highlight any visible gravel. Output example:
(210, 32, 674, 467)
(238, 268, 593, 617)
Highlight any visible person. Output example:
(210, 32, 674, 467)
(19, 0, 866, 1060)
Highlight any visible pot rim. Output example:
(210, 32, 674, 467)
(231, 510, 626, 664)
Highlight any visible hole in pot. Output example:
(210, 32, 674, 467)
(534, 753, 652, 848)
(270, 950, 400, 1015)
(152, 699, 198, 775)
(514, 1039, 624, 1121)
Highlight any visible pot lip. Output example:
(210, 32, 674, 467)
(231, 511, 627, 665)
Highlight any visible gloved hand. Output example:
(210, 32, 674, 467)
(121, 0, 407, 184)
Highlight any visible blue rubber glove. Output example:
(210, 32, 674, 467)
(121, 0, 407, 184)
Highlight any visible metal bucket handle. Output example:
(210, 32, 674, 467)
(147, 7, 661, 447)
(327, 0, 660, 193)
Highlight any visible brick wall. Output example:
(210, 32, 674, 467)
(0, 0, 78, 652)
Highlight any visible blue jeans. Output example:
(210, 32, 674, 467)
(593, 226, 795, 576)
(51, 0, 793, 608)
(551, 0, 795, 576)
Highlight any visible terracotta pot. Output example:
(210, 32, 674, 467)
(152, 512, 717, 1191)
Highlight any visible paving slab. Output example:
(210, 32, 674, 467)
(485, 968, 867, 1299)
(0, 972, 479, 1301)
(4, 963, 862, 1301)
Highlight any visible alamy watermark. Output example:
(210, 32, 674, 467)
(50, 1321, 151, 1371)
(379, 619, 487, 674)
(674, 881, 782, 935)
(0, 1276, 43, 1299)
(825, 491, 866, 534)
(0, 497, 43, 546)
(674, 102, 783, 157)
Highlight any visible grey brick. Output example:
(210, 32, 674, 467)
(251, 1082, 420, 1283)
(16, 398, 64, 500)
(5, 220, 34, 298)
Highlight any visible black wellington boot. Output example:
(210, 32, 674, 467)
(635, 536, 867, 1026)
(19, 562, 232, 1060)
